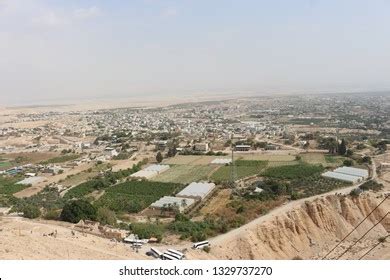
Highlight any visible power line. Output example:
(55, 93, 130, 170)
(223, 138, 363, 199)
(336, 211, 389, 260)
(321, 194, 389, 260)
(358, 234, 390, 260)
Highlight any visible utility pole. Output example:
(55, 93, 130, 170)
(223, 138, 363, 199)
(230, 145, 237, 188)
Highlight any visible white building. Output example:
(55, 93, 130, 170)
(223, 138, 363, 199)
(333, 167, 369, 179)
(176, 182, 216, 200)
(322, 171, 362, 183)
(194, 143, 210, 152)
(150, 196, 195, 213)
(235, 145, 251, 151)
(104, 147, 119, 158)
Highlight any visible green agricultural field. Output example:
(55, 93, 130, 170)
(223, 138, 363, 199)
(262, 163, 324, 179)
(163, 155, 201, 165)
(289, 174, 350, 198)
(94, 181, 184, 213)
(324, 155, 347, 166)
(163, 155, 230, 165)
(238, 154, 296, 162)
(60, 172, 96, 187)
(63, 179, 108, 200)
(41, 154, 80, 164)
(211, 160, 268, 182)
(0, 175, 27, 195)
(60, 163, 110, 187)
(267, 161, 299, 167)
(0, 161, 12, 169)
(300, 153, 327, 164)
(152, 165, 217, 184)
(63, 167, 140, 200)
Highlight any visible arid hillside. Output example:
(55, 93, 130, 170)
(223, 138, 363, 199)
(1, 190, 389, 260)
(191, 192, 390, 260)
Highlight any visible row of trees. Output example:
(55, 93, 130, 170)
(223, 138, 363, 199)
(319, 137, 349, 155)
(60, 200, 117, 226)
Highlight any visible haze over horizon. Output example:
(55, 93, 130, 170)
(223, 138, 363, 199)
(1, 0, 390, 106)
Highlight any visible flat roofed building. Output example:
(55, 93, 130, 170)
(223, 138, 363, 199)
(322, 171, 362, 183)
(155, 140, 168, 150)
(194, 143, 210, 152)
(333, 167, 369, 179)
(150, 196, 195, 213)
(235, 145, 251, 151)
(176, 182, 216, 200)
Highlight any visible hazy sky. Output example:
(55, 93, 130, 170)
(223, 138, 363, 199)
(1, 0, 390, 105)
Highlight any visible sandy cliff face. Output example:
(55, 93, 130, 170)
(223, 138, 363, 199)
(193, 193, 390, 260)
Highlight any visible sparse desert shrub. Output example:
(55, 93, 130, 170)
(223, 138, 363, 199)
(96, 207, 117, 226)
(359, 180, 383, 192)
(350, 188, 362, 197)
(203, 246, 211, 253)
(44, 209, 60, 220)
(343, 159, 353, 166)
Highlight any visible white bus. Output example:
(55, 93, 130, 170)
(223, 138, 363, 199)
(192, 240, 210, 249)
(150, 247, 163, 259)
(161, 253, 177, 260)
(167, 249, 185, 260)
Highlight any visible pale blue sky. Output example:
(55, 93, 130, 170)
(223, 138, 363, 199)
(1, 0, 389, 105)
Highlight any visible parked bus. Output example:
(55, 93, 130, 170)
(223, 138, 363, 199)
(192, 240, 210, 249)
(161, 253, 177, 260)
(167, 249, 185, 260)
(149, 247, 163, 259)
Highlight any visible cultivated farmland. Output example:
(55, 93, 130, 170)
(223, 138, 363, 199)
(238, 154, 296, 162)
(211, 160, 268, 182)
(163, 155, 230, 165)
(262, 163, 324, 179)
(324, 155, 347, 166)
(41, 154, 80, 164)
(152, 165, 217, 184)
(94, 181, 184, 213)
(289, 174, 350, 198)
(0, 175, 26, 195)
(301, 153, 345, 167)
(0, 160, 12, 170)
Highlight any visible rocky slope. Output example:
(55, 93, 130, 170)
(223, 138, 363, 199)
(192, 192, 390, 260)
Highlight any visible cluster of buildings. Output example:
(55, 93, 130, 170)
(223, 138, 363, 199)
(2, 94, 389, 159)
